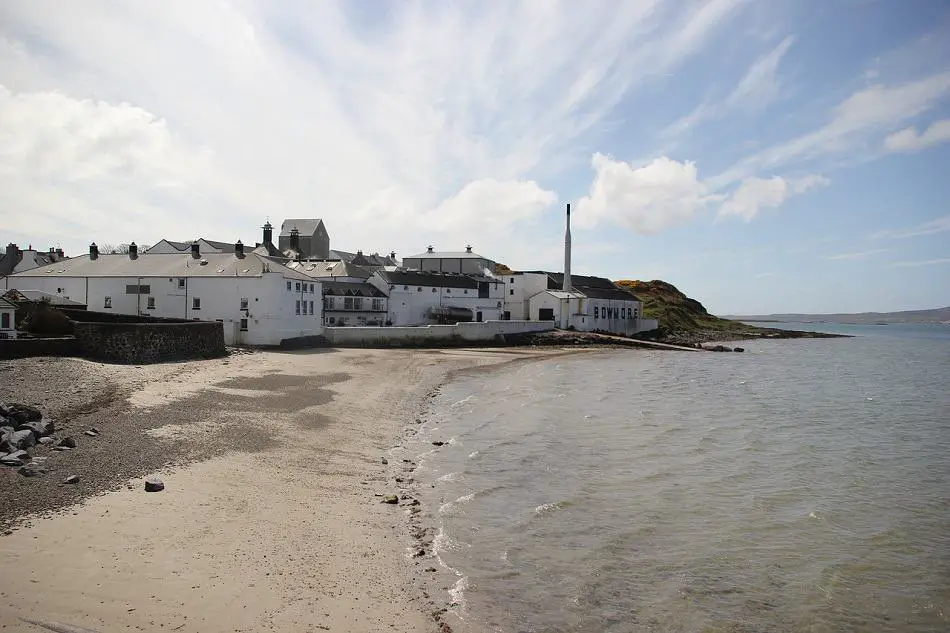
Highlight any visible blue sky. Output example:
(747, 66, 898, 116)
(1, 0, 948, 314)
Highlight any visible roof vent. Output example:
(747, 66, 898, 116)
(465, 245, 472, 253)
(426, 245, 434, 253)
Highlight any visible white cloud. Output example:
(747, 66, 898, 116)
(890, 258, 950, 267)
(718, 173, 828, 220)
(576, 153, 717, 234)
(884, 119, 950, 153)
(712, 71, 950, 186)
(872, 214, 950, 239)
(0, 0, 751, 258)
(827, 248, 890, 261)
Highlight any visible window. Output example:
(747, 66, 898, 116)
(446, 288, 451, 293)
(344, 297, 353, 310)
(1, 313, 9, 329)
(147, 297, 156, 310)
(178, 278, 186, 289)
(510, 277, 515, 283)
(192, 297, 201, 310)
(309, 284, 315, 293)
(404, 285, 409, 290)
(594, 306, 599, 318)
(510, 289, 514, 295)
(464, 289, 468, 294)
(240, 298, 248, 310)
(328, 316, 336, 324)
(353, 297, 362, 310)
(295, 282, 301, 292)
(295, 300, 301, 315)
(432, 288, 436, 293)
(286, 281, 292, 291)
(309, 300, 314, 315)
(324, 297, 333, 310)
(372, 298, 384, 311)
(357, 316, 367, 326)
(104, 297, 112, 309)
(302, 301, 307, 315)
(417, 287, 422, 292)
(240, 318, 248, 331)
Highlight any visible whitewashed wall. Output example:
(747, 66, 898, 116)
(324, 320, 553, 345)
(503, 273, 548, 319)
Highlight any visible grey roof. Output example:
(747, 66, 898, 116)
(543, 290, 586, 300)
(287, 260, 371, 279)
(405, 249, 490, 260)
(147, 240, 191, 252)
(520, 271, 641, 301)
(2, 289, 86, 306)
(0, 296, 17, 311)
(1, 249, 70, 276)
(376, 269, 480, 289)
(280, 219, 324, 236)
(148, 239, 237, 253)
(10, 252, 315, 282)
(321, 281, 385, 297)
(329, 250, 397, 267)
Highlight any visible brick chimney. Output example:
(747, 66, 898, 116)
(89, 243, 99, 260)
(191, 241, 200, 258)
(235, 240, 244, 257)
(55, 247, 64, 259)
(262, 221, 273, 245)
(289, 227, 300, 253)
(129, 242, 138, 259)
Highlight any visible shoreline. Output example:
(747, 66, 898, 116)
(0, 347, 590, 632)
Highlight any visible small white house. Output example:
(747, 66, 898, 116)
(4, 242, 323, 346)
(0, 296, 17, 340)
(321, 281, 388, 326)
(369, 269, 504, 326)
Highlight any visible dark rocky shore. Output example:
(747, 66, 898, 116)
(638, 326, 849, 347)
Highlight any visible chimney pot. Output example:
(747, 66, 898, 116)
(89, 243, 99, 260)
(427, 245, 434, 253)
(262, 221, 273, 245)
(129, 242, 138, 259)
(191, 241, 200, 258)
(55, 247, 64, 258)
(390, 251, 396, 259)
(465, 245, 472, 253)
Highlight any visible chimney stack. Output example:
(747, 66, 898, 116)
(390, 251, 396, 260)
(262, 221, 273, 245)
(562, 203, 572, 293)
(191, 241, 200, 258)
(465, 245, 473, 253)
(289, 227, 300, 255)
(89, 243, 99, 260)
(427, 245, 434, 254)
(55, 247, 64, 259)
(235, 240, 244, 257)
(129, 242, 138, 259)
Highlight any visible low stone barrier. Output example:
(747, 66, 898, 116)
(0, 337, 80, 360)
(324, 320, 554, 348)
(73, 321, 225, 364)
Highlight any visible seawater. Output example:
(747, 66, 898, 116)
(410, 324, 950, 632)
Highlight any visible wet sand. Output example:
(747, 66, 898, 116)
(0, 347, 574, 632)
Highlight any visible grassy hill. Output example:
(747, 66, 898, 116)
(615, 280, 749, 333)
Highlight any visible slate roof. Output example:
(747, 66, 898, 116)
(0, 296, 18, 311)
(280, 219, 324, 236)
(1, 249, 70, 276)
(321, 281, 385, 297)
(329, 250, 397, 267)
(520, 271, 641, 301)
(405, 250, 490, 260)
(2, 289, 86, 306)
(10, 252, 315, 282)
(287, 260, 372, 279)
(375, 269, 481, 289)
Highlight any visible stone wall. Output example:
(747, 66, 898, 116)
(324, 320, 554, 348)
(0, 337, 80, 360)
(73, 321, 225, 364)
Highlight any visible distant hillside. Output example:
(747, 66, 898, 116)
(615, 280, 748, 332)
(726, 307, 950, 325)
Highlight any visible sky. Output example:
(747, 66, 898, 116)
(2, 0, 949, 315)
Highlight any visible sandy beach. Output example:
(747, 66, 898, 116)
(0, 346, 577, 633)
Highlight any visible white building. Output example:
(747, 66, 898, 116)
(3, 242, 323, 346)
(1, 243, 68, 276)
(0, 296, 16, 340)
(401, 246, 497, 276)
(369, 270, 504, 326)
(321, 281, 388, 326)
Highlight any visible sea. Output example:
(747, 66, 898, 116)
(405, 323, 950, 633)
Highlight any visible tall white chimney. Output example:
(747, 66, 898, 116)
(562, 203, 572, 292)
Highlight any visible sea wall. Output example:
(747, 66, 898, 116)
(73, 321, 226, 364)
(324, 320, 554, 348)
(0, 337, 80, 360)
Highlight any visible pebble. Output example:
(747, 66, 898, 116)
(84, 430, 99, 437)
(382, 494, 399, 504)
(144, 478, 165, 492)
(63, 475, 80, 485)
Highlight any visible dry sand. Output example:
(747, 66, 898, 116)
(0, 346, 576, 632)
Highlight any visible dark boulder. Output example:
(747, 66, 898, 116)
(6, 429, 36, 451)
(17, 418, 55, 437)
(59, 436, 78, 449)
(4, 403, 43, 424)
(144, 478, 165, 492)
(0, 450, 30, 466)
(734, 347, 745, 353)
(0, 426, 14, 450)
(38, 436, 55, 445)
(63, 475, 80, 485)
(431, 441, 445, 447)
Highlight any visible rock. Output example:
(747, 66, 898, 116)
(6, 429, 36, 450)
(381, 457, 388, 465)
(0, 450, 30, 466)
(431, 441, 445, 447)
(144, 478, 165, 492)
(38, 436, 55, 445)
(734, 347, 745, 352)
(382, 494, 399, 504)
(59, 436, 77, 448)
(4, 403, 42, 424)
(52, 445, 71, 452)
(84, 430, 99, 438)
(17, 418, 54, 437)
(90, 427, 101, 434)
(425, 567, 437, 572)
(18, 462, 46, 477)
(413, 548, 426, 557)
(63, 475, 80, 485)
